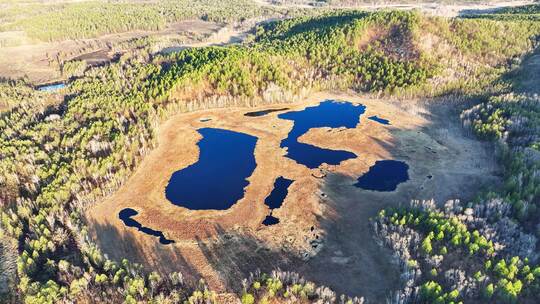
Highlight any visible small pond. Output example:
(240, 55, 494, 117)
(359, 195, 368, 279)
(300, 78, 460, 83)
(368, 115, 390, 125)
(264, 177, 294, 209)
(37, 83, 66, 92)
(262, 176, 294, 226)
(165, 128, 258, 210)
(245, 108, 289, 117)
(262, 215, 280, 226)
(278, 100, 366, 169)
(119, 208, 174, 245)
(354, 160, 409, 191)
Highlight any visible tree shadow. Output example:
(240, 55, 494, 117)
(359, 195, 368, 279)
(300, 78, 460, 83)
(290, 97, 501, 301)
(87, 217, 203, 285)
(195, 224, 300, 292)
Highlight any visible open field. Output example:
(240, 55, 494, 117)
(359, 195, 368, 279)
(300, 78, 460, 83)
(0, 20, 226, 83)
(86, 91, 500, 300)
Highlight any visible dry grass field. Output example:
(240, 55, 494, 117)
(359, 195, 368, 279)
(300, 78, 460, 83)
(0, 20, 224, 83)
(85, 91, 500, 300)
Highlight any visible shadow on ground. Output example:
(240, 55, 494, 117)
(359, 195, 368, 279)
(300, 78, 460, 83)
(88, 219, 203, 285)
(196, 225, 300, 291)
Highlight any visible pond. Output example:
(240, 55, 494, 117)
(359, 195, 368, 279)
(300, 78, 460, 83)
(368, 115, 390, 125)
(262, 176, 294, 226)
(262, 215, 280, 226)
(37, 83, 66, 92)
(278, 100, 366, 169)
(354, 160, 409, 191)
(245, 107, 289, 117)
(119, 208, 174, 245)
(264, 177, 294, 209)
(165, 128, 258, 210)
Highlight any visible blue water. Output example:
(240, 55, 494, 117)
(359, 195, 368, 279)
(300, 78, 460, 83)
(37, 83, 66, 92)
(278, 101, 366, 169)
(264, 177, 294, 209)
(354, 160, 409, 191)
(245, 108, 289, 117)
(118, 208, 174, 244)
(262, 214, 280, 226)
(261, 176, 294, 226)
(368, 115, 390, 125)
(165, 128, 258, 210)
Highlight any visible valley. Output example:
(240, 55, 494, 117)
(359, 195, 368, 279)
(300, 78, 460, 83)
(1, 1, 540, 303)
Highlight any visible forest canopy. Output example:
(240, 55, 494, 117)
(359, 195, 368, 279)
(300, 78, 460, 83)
(1, 7, 540, 304)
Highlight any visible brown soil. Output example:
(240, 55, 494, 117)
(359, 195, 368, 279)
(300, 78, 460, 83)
(85, 91, 500, 302)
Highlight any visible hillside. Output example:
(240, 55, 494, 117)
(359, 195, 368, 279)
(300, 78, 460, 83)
(1, 3, 540, 304)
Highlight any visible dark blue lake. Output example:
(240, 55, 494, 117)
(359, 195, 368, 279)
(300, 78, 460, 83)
(262, 215, 280, 226)
(354, 160, 409, 191)
(264, 177, 294, 209)
(368, 115, 390, 125)
(119, 208, 174, 245)
(278, 101, 366, 169)
(165, 128, 258, 210)
(245, 108, 289, 117)
(262, 176, 294, 226)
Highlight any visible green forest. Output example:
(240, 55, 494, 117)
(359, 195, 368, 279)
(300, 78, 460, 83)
(1, 4, 540, 303)
(0, 0, 300, 42)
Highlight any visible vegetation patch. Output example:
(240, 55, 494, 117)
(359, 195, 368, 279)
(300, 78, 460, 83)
(1, 8, 540, 303)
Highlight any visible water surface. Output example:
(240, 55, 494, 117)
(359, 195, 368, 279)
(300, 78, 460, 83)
(119, 208, 174, 245)
(37, 83, 66, 92)
(354, 160, 409, 191)
(165, 128, 258, 210)
(278, 101, 365, 168)
(245, 108, 289, 117)
(368, 115, 390, 125)
(264, 177, 294, 209)
(262, 176, 294, 226)
(262, 215, 280, 226)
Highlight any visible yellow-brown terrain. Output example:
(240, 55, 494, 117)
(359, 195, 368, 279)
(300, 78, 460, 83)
(86, 91, 499, 299)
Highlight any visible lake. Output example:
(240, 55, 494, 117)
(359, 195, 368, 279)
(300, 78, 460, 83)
(354, 160, 409, 191)
(165, 128, 258, 210)
(119, 208, 174, 244)
(264, 176, 294, 209)
(278, 101, 366, 169)
(368, 115, 390, 125)
(262, 176, 294, 226)
(245, 107, 289, 117)
(262, 215, 280, 226)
